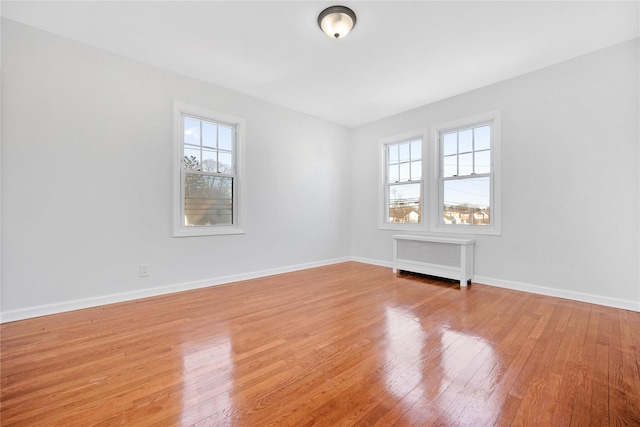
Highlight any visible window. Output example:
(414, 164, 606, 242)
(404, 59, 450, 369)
(379, 134, 425, 229)
(173, 102, 245, 237)
(431, 111, 500, 235)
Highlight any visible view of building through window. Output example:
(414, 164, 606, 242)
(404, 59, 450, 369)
(380, 114, 498, 233)
(440, 124, 491, 226)
(387, 139, 422, 223)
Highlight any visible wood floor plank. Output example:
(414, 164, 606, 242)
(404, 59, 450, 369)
(507, 298, 568, 400)
(514, 301, 599, 426)
(569, 306, 598, 427)
(449, 310, 548, 427)
(1, 262, 639, 426)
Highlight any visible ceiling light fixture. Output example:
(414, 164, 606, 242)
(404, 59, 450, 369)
(317, 5, 357, 39)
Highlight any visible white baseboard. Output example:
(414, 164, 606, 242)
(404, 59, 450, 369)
(0, 257, 351, 323)
(353, 257, 640, 312)
(474, 275, 640, 312)
(3, 257, 637, 323)
(349, 256, 393, 268)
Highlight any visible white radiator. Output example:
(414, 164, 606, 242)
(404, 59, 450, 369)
(392, 235, 475, 286)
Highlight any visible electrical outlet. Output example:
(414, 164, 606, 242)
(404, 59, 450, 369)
(139, 264, 150, 277)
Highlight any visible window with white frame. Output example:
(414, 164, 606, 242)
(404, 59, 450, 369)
(382, 137, 424, 226)
(173, 102, 245, 237)
(432, 112, 500, 235)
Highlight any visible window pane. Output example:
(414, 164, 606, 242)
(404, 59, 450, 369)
(410, 160, 422, 180)
(183, 147, 201, 170)
(474, 125, 491, 151)
(459, 129, 473, 153)
(219, 126, 233, 151)
(388, 145, 399, 164)
(475, 150, 491, 174)
(443, 133, 457, 156)
(443, 155, 457, 177)
(399, 162, 410, 181)
(443, 177, 490, 225)
(388, 183, 421, 223)
(217, 151, 233, 173)
(202, 122, 217, 149)
(201, 149, 217, 172)
(459, 153, 473, 176)
(410, 140, 422, 160)
(388, 164, 399, 182)
(184, 117, 200, 146)
(184, 174, 233, 226)
(399, 143, 410, 162)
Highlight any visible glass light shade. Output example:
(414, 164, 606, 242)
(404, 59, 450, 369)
(318, 6, 357, 39)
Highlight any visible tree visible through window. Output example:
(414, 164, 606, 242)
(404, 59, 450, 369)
(182, 115, 236, 227)
(173, 102, 244, 237)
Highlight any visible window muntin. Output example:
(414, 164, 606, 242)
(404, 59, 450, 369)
(173, 102, 245, 237)
(441, 125, 491, 179)
(385, 139, 423, 224)
(439, 123, 493, 227)
(183, 117, 235, 175)
(182, 115, 236, 227)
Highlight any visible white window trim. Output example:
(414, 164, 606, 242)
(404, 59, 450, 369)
(429, 111, 501, 236)
(378, 129, 428, 231)
(173, 101, 246, 237)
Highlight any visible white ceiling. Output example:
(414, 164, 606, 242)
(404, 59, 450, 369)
(2, 1, 638, 128)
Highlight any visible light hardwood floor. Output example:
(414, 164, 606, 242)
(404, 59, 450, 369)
(1, 262, 639, 426)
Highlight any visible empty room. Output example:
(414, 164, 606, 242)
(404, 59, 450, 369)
(1, 1, 639, 426)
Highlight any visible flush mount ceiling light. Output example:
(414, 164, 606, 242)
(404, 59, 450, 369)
(318, 5, 357, 39)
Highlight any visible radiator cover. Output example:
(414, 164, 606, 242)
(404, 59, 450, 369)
(392, 235, 475, 286)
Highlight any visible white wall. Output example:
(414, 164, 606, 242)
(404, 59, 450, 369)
(1, 20, 351, 321)
(2, 20, 638, 321)
(350, 38, 640, 310)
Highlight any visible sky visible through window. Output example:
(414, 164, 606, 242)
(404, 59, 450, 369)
(183, 116, 234, 174)
(442, 125, 491, 210)
(387, 139, 422, 223)
(444, 178, 490, 209)
(182, 115, 235, 227)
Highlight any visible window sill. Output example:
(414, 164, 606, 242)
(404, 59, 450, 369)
(430, 224, 501, 236)
(378, 222, 426, 232)
(173, 226, 245, 238)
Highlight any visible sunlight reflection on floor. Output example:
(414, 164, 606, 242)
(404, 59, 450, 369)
(384, 306, 428, 398)
(384, 305, 500, 421)
(180, 334, 234, 426)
